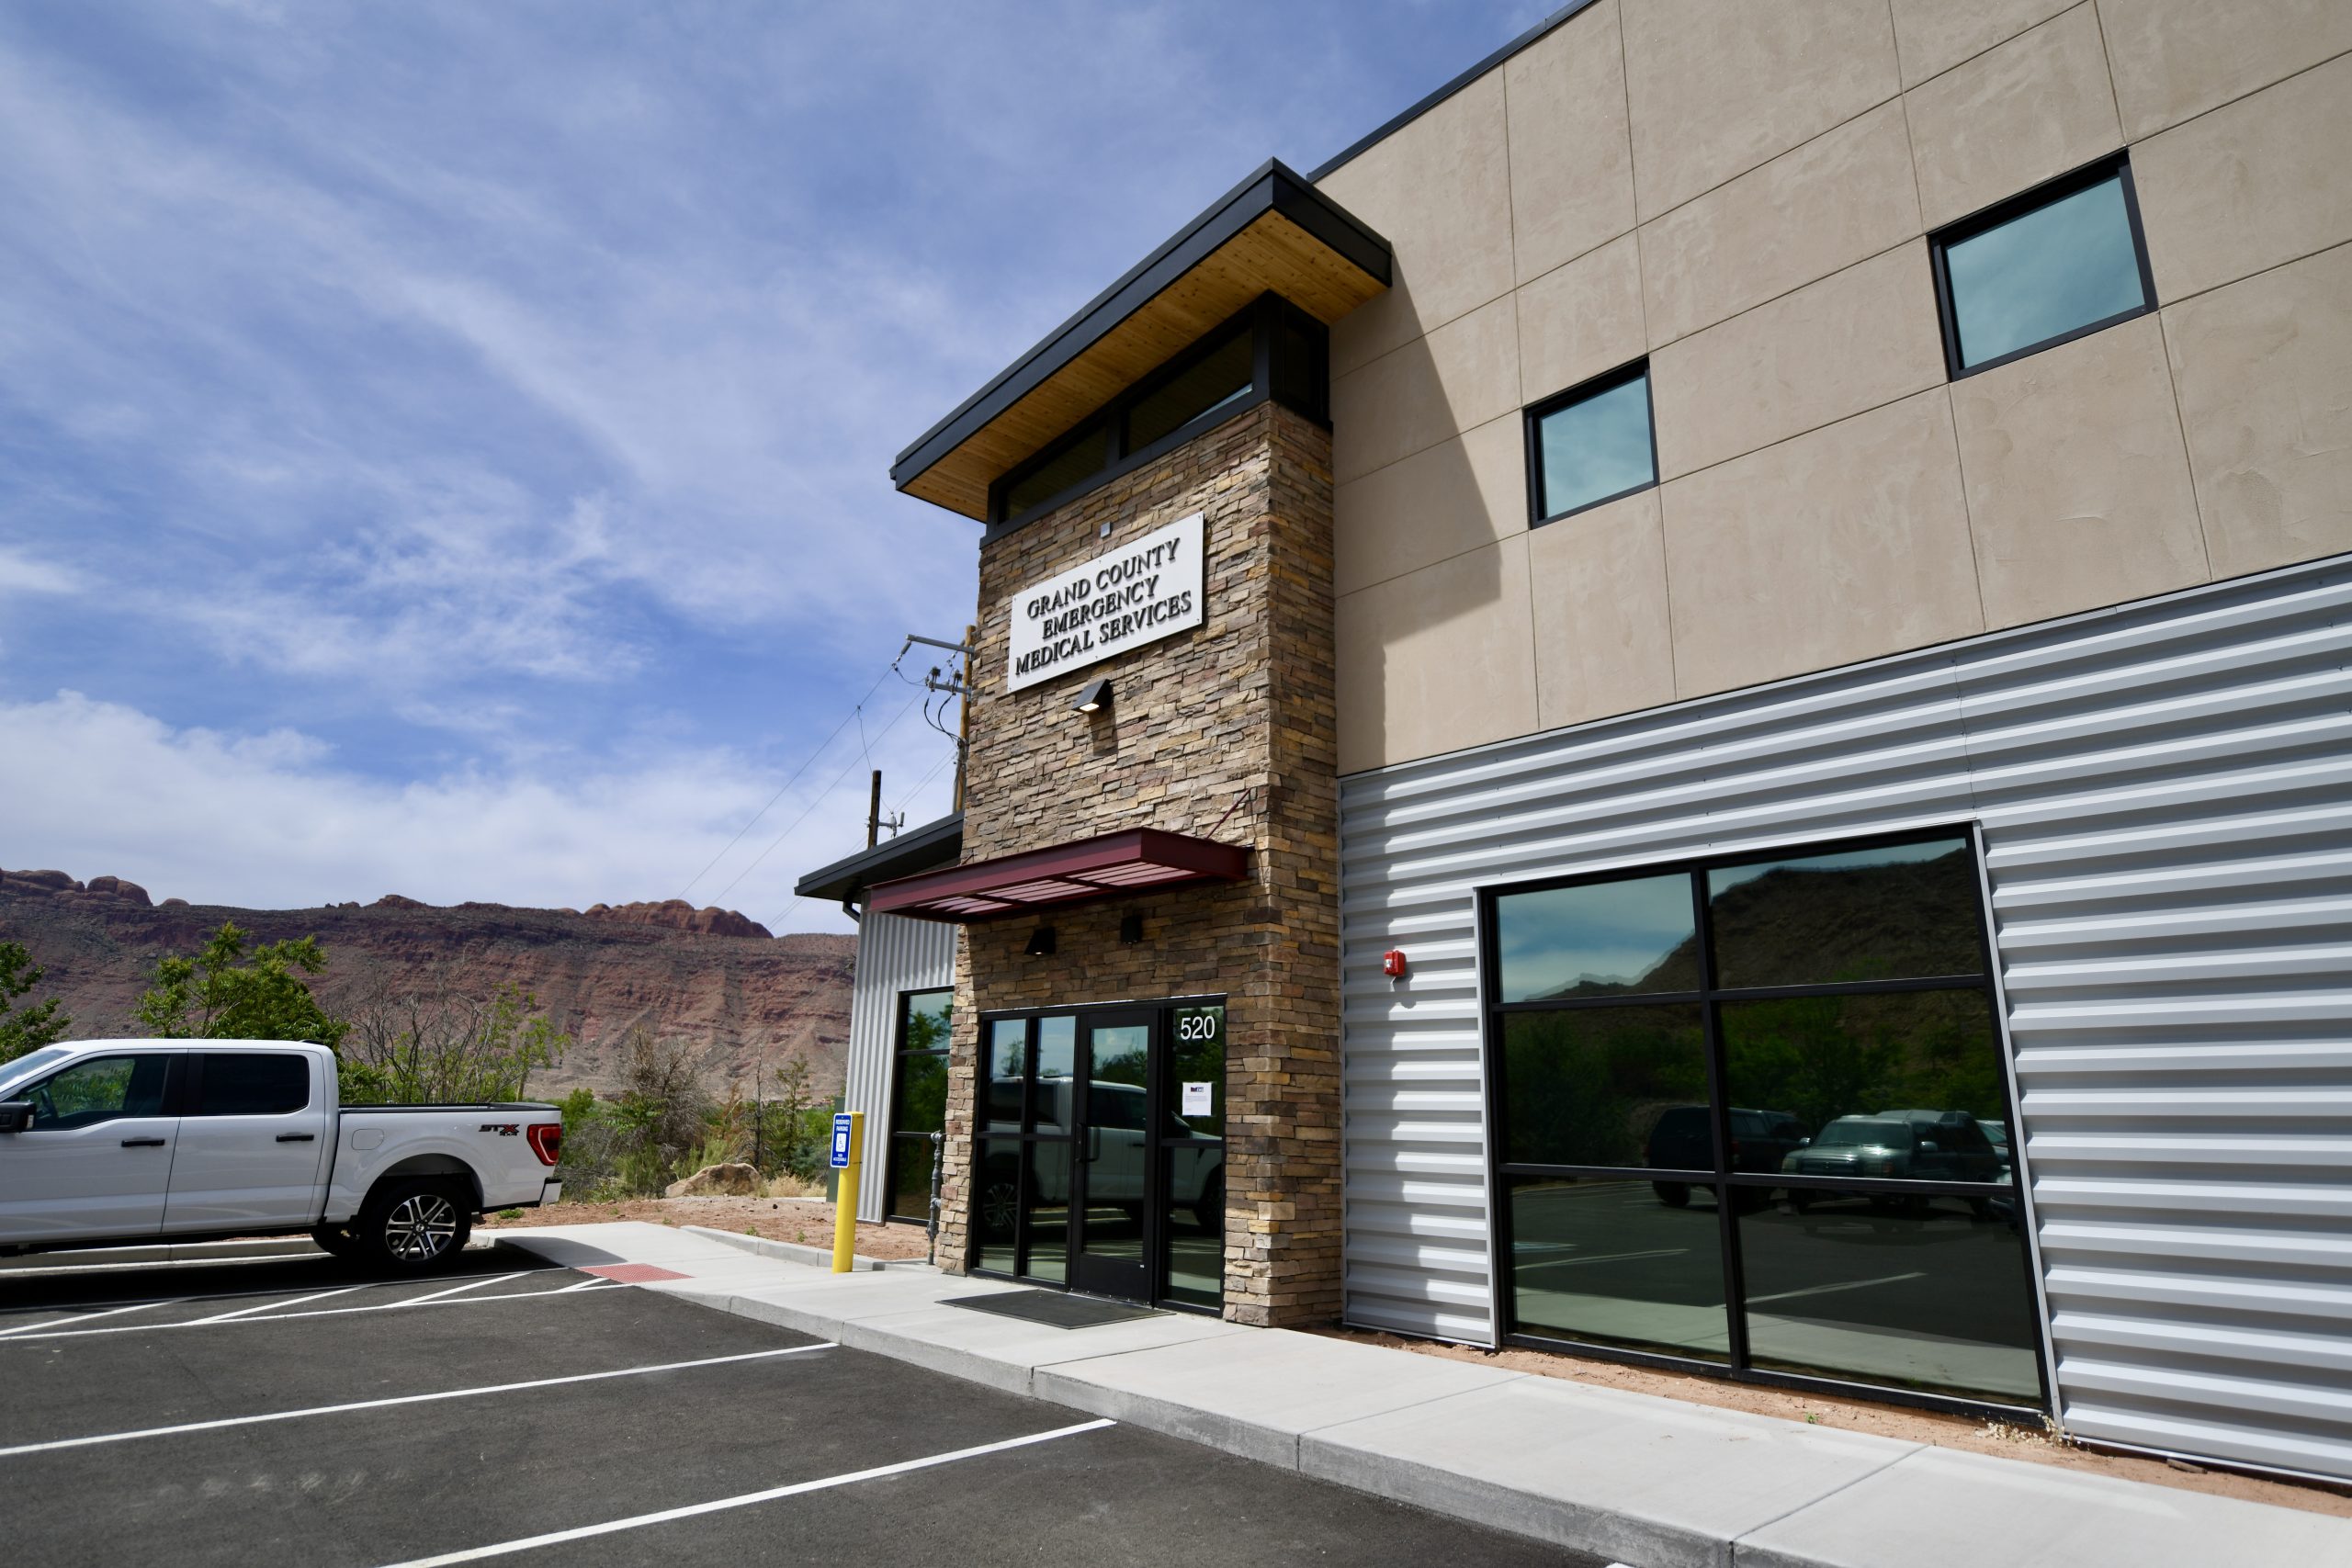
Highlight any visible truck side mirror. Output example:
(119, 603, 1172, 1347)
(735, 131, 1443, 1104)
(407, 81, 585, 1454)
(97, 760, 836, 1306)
(0, 1101, 31, 1134)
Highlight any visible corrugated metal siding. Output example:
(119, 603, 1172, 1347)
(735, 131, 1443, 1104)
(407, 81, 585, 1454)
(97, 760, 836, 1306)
(845, 912, 956, 1222)
(1337, 557, 2352, 1480)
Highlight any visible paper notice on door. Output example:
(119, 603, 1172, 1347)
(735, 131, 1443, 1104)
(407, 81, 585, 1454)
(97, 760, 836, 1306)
(1181, 1081, 1213, 1117)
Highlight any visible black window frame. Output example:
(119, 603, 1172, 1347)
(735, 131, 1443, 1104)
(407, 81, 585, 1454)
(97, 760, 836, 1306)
(1479, 823, 2050, 1420)
(967, 993, 1227, 1314)
(1522, 357, 1657, 527)
(986, 294, 1329, 531)
(884, 987, 955, 1225)
(1929, 151, 2158, 381)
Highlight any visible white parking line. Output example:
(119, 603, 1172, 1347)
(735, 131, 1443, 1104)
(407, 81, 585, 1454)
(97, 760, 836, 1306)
(0, 1343, 838, 1459)
(393, 1272, 527, 1308)
(186, 1283, 370, 1325)
(373, 1417, 1119, 1567)
(0, 1299, 187, 1338)
(0, 1279, 619, 1343)
(1747, 1270, 1928, 1304)
(1514, 1248, 1686, 1273)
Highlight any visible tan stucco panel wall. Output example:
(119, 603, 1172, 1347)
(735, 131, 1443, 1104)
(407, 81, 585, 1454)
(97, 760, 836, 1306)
(1324, 0, 2352, 773)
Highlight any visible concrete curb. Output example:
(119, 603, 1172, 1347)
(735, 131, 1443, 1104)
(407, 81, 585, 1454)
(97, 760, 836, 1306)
(677, 1224, 929, 1272)
(498, 1223, 2352, 1568)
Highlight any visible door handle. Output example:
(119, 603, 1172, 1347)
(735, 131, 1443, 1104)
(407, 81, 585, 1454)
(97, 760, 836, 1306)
(276, 1134, 316, 1143)
(121, 1137, 167, 1148)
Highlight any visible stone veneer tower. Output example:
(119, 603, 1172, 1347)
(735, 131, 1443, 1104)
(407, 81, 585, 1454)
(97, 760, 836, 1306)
(879, 162, 1388, 1327)
(932, 402, 1343, 1325)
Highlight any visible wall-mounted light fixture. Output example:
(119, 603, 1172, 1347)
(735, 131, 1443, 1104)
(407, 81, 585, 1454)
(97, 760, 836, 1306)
(1073, 677, 1113, 714)
(1119, 910, 1144, 944)
(1024, 925, 1057, 956)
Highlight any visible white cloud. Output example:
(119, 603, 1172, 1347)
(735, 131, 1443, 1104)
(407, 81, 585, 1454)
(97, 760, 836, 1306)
(0, 691, 958, 931)
(0, 0, 1536, 917)
(0, 547, 81, 597)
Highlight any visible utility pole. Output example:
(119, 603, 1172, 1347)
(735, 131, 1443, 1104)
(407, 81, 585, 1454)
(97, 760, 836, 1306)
(955, 622, 975, 812)
(899, 629, 976, 816)
(866, 769, 883, 848)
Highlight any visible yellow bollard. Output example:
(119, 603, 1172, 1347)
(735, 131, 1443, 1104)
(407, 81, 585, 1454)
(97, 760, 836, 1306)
(831, 1111, 864, 1273)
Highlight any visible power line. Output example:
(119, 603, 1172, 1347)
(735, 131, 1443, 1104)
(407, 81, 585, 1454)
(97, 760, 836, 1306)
(676, 663, 894, 902)
(706, 688, 923, 907)
(894, 748, 955, 816)
(762, 738, 959, 935)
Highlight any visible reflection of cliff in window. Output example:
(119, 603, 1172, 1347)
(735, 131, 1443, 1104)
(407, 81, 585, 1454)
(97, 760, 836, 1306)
(1484, 832, 2043, 1408)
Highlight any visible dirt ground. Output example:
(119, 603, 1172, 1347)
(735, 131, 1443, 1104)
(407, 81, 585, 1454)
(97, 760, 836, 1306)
(480, 1194, 937, 1262)
(1311, 1326, 2352, 1518)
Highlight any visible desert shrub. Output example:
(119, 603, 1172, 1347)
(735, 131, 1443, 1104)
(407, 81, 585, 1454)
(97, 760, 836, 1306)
(550, 1088, 622, 1197)
(744, 1056, 833, 1182)
(339, 981, 567, 1104)
(554, 1030, 711, 1200)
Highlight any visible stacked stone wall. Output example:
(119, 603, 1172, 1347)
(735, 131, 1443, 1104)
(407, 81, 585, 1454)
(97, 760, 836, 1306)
(932, 400, 1341, 1325)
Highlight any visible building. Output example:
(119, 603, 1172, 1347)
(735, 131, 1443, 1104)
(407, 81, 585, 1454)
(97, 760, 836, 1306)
(806, 1, 2352, 1485)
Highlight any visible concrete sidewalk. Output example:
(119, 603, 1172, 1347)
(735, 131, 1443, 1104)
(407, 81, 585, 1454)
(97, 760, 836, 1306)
(497, 1221, 2349, 1568)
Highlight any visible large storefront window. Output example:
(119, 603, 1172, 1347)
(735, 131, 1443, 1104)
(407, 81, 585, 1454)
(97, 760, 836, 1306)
(886, 989, 953, 1224)
(971, 998, 1226, 1312)
(1485, 829, 2044, 1408)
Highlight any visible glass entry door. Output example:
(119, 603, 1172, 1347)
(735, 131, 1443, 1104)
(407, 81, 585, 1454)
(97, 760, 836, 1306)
(970, 998, 1226, 1311)
(1069, 1011, 1154, 1300)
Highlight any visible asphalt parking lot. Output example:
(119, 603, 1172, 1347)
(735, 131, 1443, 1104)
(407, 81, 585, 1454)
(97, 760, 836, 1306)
(0, 1245, 1603, 1566)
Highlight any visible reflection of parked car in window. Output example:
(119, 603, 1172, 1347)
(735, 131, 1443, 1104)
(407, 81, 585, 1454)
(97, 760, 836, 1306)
(1645, 1106, 1808, 1208)
(1881, 1110, 2005, 1184)
(1979, 1119, 2012, 1180)
(978, 1079, 1222, 1235)
(1781, 1116, 1917, 1179)
(1781, 1110, 2005, 1214)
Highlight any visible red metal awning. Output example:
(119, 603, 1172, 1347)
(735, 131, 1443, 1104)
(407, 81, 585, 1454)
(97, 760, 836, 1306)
(865, 828, 1250, 921)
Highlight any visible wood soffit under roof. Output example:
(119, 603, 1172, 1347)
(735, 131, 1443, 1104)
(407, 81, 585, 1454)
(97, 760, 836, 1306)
(892, 160, 1391, 521)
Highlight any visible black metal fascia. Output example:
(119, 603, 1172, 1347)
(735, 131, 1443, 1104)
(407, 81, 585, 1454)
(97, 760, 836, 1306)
(1305, 0, 1604, 183)
(793, 811, 965, 903)
(888, 158, 1389, 499)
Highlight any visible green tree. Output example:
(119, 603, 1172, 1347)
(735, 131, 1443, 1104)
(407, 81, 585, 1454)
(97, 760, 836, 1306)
(339, 982, 568, 1104)
(0, 940, 73, 1066)
(755, 1056, 830, 1181)
(135, 923, 347, 1046)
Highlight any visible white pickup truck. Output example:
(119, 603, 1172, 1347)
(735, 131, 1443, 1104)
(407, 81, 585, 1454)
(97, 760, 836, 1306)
(0, 1039, 562, 1273)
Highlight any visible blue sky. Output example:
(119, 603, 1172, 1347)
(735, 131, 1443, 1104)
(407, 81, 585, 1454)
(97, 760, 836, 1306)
(0, 0, 1542, 931)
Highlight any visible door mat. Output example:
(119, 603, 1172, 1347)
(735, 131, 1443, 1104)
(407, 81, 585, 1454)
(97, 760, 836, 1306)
(942, 1290, 1163, 1329)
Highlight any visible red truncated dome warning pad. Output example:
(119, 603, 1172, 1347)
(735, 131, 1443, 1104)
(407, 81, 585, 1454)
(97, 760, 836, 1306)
(865, 827, 1249, 921)
(580, 1264, 689, 1282)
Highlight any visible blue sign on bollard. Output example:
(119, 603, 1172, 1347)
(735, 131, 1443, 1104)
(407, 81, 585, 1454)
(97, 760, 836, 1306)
(829, 1113, 854, 1169)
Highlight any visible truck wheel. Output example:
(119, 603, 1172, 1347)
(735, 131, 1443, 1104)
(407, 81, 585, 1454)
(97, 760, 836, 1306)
(357, 1179, 473, 1274)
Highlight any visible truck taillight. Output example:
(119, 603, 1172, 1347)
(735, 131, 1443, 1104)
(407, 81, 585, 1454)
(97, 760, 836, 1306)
(527, 1123, 562, 1166)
